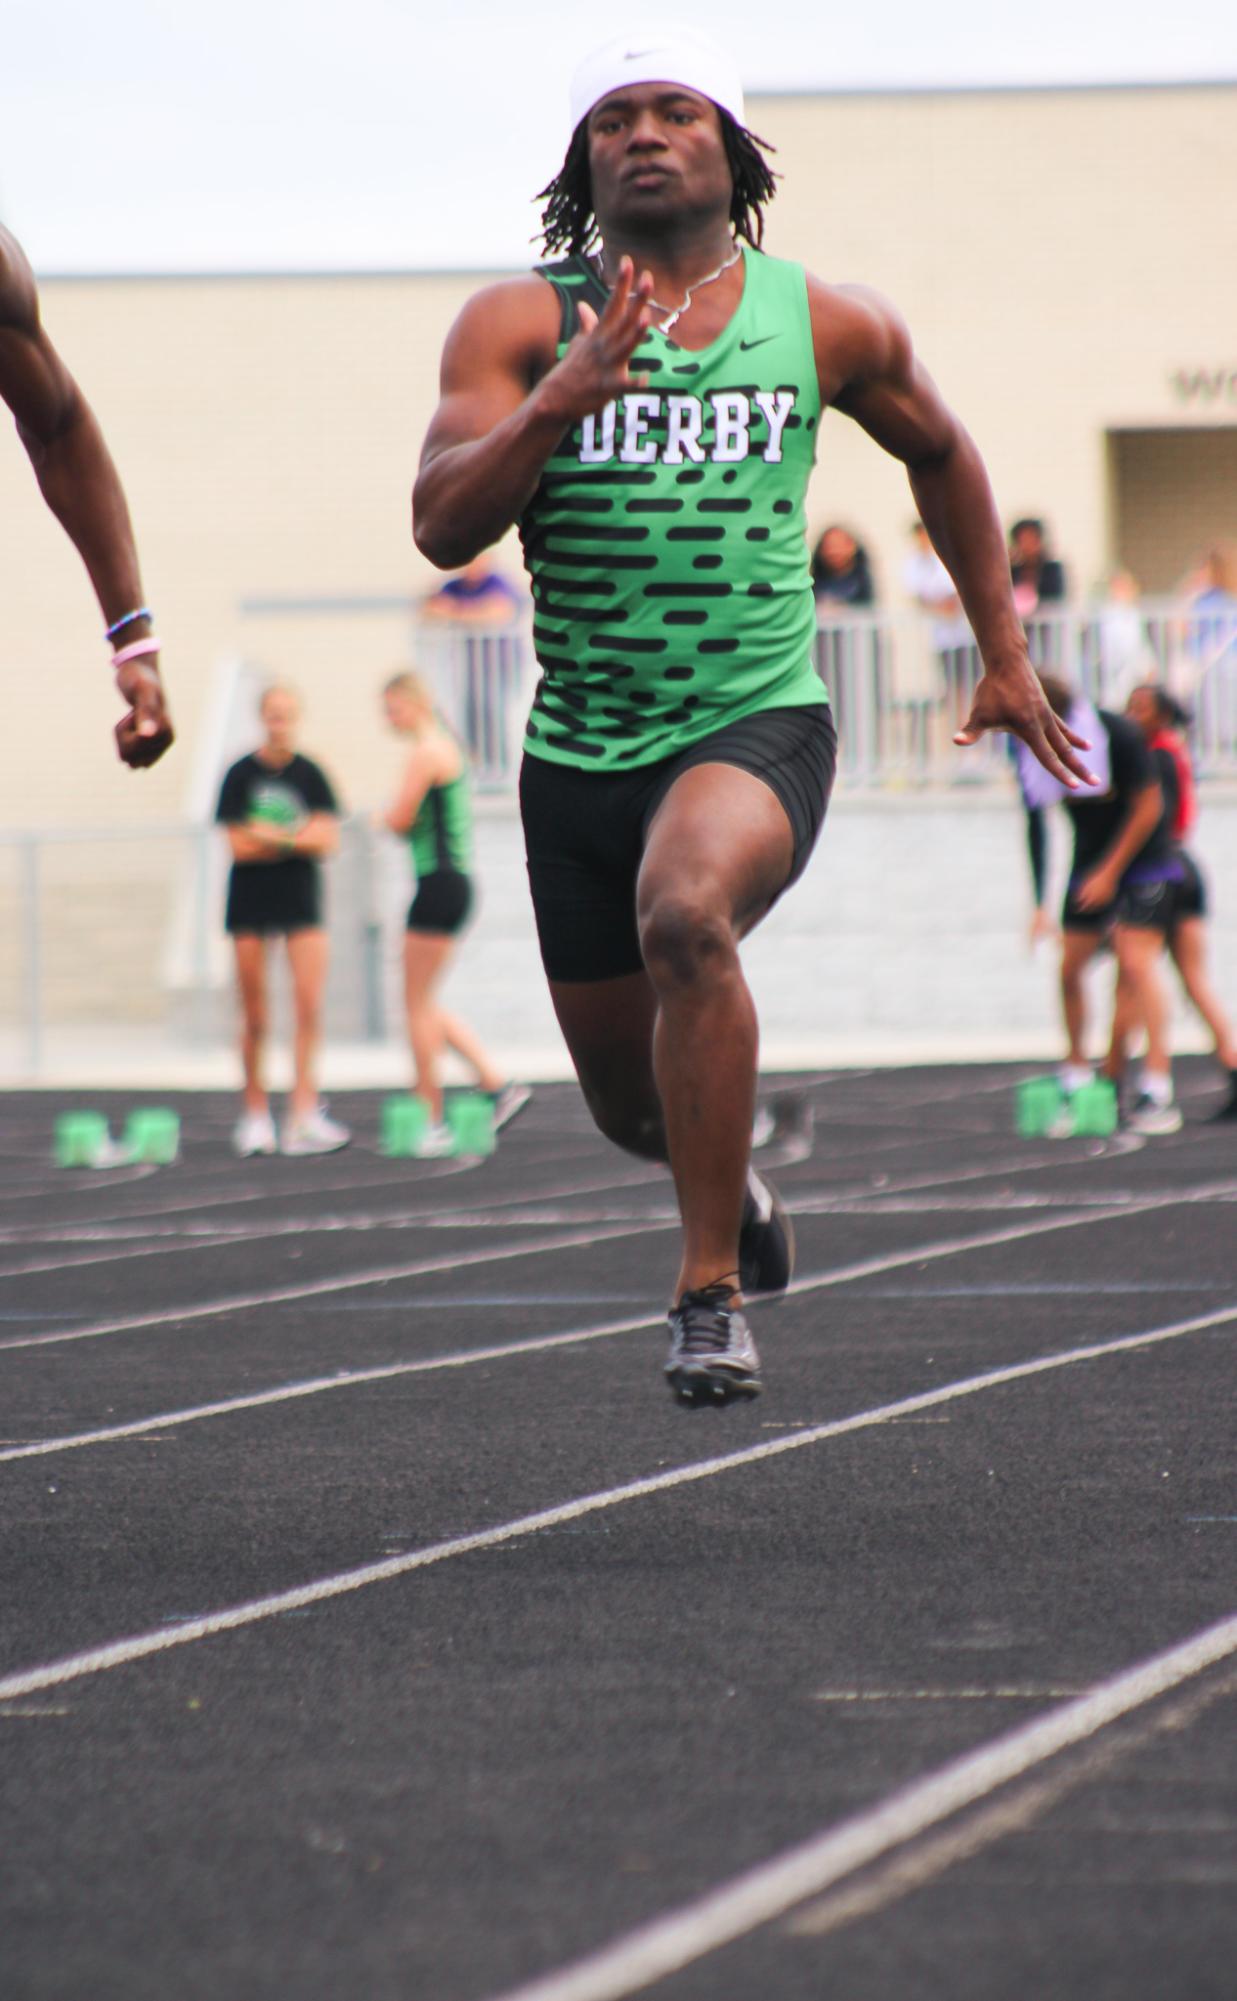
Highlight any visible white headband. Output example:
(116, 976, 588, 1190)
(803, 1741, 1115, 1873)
(569, 26, 746, 132)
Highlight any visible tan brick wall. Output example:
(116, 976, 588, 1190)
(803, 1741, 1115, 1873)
(2, 84, 1234, 832)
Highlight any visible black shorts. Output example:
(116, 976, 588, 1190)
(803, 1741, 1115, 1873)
(520, 703, 837, 983)
(1062, 872, 1178, 936)
(407, 869, 473, 936)
(1170, 850, 1208, 924)
(225, 864, 321, 936)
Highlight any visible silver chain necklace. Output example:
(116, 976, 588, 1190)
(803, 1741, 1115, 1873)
(596, 240, 741, 334)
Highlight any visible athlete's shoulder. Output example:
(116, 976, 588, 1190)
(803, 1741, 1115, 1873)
(453, 272, 561, 334)
(441, 271, 561, 370)
(801, 275, 913, 394)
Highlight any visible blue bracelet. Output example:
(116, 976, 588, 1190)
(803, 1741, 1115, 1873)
(104, 606, 152, 641)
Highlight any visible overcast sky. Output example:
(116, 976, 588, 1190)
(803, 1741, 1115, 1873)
(4, 0, 1236, 274)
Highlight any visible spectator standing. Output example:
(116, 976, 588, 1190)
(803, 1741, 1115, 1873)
(1014, 675, 1182, 1134)
(902, 517, 975, 734)
(1009, 516, 1068, 612)
(422, 554, 523, 626)
(380, 671, 528, 1154)
(1125, 683, 1237, 1119)
(811, 525, 879, 763)
(810, 524, 875, 608)
(420, 556, 526, 773)
(216, 686, 350, 1158)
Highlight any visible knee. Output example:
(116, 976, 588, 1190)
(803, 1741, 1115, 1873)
(580, 1078, 664, 1160)
(638, 893, 734, 994)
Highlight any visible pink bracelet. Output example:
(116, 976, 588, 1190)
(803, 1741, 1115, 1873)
(111, 636, 162, 668)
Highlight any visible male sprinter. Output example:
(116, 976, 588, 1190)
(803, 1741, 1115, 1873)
(413, 28, 1091, 1406)
(0, 224, 171, 766)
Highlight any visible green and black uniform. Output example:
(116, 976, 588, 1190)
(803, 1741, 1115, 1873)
(406, 759, 475, 936)
(518, 243, 836, 980)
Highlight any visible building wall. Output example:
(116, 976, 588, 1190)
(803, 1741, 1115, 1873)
(2, 83, 1235, 830)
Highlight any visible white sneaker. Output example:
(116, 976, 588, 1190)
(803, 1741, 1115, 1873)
(1126, 1093, 1183, 1137)
(281, 1105, 351, 1156)
(413, 1120, 456, 1159)
(233, 1109, 277, 1157)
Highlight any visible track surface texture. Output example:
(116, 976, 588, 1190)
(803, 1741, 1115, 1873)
(2, 1064, 1234, 2001)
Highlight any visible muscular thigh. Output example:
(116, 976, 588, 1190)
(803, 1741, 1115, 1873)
(638, 761, 795, 939)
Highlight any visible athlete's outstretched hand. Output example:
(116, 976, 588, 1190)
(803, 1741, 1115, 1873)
(114, 657, 174, 768)
(955, 660, 1096, 789)
(546, 256, 655, 421)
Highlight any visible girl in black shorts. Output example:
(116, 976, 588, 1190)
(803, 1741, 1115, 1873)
(215, 685, 350, 1156)
(381, 674, 526, 1153)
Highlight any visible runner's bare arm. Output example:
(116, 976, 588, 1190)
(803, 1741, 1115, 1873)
(413, 260, 654, 569)
(0, 226, 172, 767)
(810, 279, 1093, 788)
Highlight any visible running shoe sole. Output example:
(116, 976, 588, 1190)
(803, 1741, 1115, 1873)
(665, 1361, 762, 1408)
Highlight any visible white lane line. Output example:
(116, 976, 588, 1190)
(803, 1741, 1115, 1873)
(0, 1156, 682, 1270)
(4, 1181, 1233, 1455)
(5, 1186, 1235, 1454)
(2, 1140, 1226, 1361)
(0, 1303, 1233, 1701)
(787, 1670, 1236, 1942)
(0, 1221, 644, 1356)
(484, 1614, 1237, 2001)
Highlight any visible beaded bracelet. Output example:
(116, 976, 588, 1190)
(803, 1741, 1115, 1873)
(104, 606, 153, 642)
(111, 636, 162, 669)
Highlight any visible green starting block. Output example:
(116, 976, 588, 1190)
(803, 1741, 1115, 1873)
(54, 1110, 113, 1168)
(123, 1107, 181, 1164)
(446, 1090, 496, 1158)
(1069, 1078, 1118, 1137)
(380, 1093, 433, 1157)
(1015, 1075, 1117, 1139)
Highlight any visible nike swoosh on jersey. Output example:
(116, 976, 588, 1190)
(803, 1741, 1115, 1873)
(739, 335, 779, 350)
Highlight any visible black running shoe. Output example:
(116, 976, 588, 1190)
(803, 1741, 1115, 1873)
(738, 1166, 794, 1295)
(665, 1284, 761, 1407)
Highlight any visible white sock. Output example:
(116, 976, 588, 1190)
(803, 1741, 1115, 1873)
(1142, 1070, 1174, 1107)
(1058, 1063, 1093, 1094)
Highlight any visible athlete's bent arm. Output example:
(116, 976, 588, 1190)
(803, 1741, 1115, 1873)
(813, 282, 1091, 788)
(0, 227, 172, 768)
(413, 260, 654, 569)
(287, 813, 338, 860)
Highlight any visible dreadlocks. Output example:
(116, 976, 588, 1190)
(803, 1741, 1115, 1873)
(535, 110, 779, 259)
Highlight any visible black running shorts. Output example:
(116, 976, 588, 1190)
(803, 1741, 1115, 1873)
(407, 869, 474, 936)
(520, 703, 837, 983)
(225, 864, 321, 936)
(1170, 850, 1207, 924)
(1062, 871, 1178, 936)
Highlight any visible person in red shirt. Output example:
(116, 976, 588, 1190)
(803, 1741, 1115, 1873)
(1125, 683, 1237, 1120)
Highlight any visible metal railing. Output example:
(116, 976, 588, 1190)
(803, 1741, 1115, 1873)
(0, 817, 390, 1078)
(411, 600, 1237, 790)
(4, 600, 1234, 1076)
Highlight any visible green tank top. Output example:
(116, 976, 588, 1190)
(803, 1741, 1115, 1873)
(409, 760, 472, 876)
(519, 243, 827, 771)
